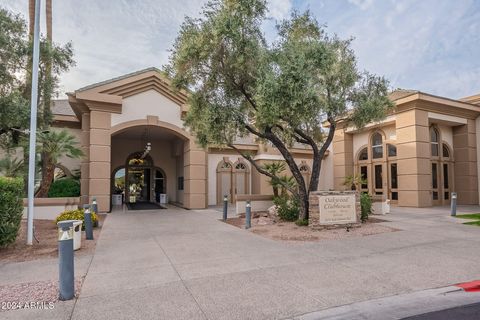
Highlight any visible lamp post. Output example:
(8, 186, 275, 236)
(26, 0, 42, 245)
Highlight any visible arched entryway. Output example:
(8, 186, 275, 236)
(109, 120, 208, 211)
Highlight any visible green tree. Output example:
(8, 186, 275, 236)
(35, 130, 83, 198)
(0, 156, 25, 178)
(167, 0, 393, 220)
(262, 162, 286, 197)
(0, 7, 74, 194)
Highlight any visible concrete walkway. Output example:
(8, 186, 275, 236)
(5, 205, 480, 319)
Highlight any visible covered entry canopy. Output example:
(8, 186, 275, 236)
(67, 68, 207, 212)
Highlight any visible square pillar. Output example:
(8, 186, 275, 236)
(80, 113, 90, 206)
(87, 110, 111, 212)
(453, 120, 478, 204)
(396, 109, 431, 207)
(183, 140, 207, 209)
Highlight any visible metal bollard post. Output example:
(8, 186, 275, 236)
(451, 192, 457, 216)
(91, 197, 98, 214)
(223, 195, 228, 221)
(57, 221, 75, 301)
(245, 200, 251, 229)
(83, 204, 94, 240)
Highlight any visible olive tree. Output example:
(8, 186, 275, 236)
(167, 0, 394, 220)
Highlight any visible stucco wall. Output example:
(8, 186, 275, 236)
(111, 89, 183, 128)
(319, 145, 334, 191)
(53, 127, 83, 174)
(438, 125, 453, 149)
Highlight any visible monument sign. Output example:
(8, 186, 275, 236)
(318, 194, 356, 224)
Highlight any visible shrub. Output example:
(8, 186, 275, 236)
(273, 195, 299, 221)
(48, 178, 80, 197)
(295, 218, 308, 226)
(0, 177, 24, 247)
(55, 209, 98, 230)
(360, 192, 372, 223)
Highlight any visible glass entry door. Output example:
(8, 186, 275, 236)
(128, 167, 151, 202)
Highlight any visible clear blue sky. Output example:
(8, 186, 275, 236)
(3, 0, 479, 99)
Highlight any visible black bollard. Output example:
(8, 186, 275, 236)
(57, 220, 75, 301)
(451, 192, 457, 216)
(223, 195, 228, 221)
(83, 204, 94, 240)
(245, 200, 251, 229)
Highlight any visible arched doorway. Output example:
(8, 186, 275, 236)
(233, 159, 250, 200)
(123, 152, 167, 204)
(217, 158, 233, 204)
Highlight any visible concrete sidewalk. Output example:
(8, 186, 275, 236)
(4, 205, 480, 319)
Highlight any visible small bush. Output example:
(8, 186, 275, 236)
(295, 218, 308, 226)
(0, 177, 24, 247)
(273, 195, 299, 221)
(360, 192, 372, 223)
(48, 178, 80, 197)
(55, 209, 98, 230)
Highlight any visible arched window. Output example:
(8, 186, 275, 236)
(113, 167, 126, 195)
(220, 161, 232, 170)
(430, 127, 439, 156)
(235, 162, 247, 171)
(442, 144, 450, 158)
(299, 164, 310, 174)
(359, 147, 368, 161)
(371, 132, 383, 159)
(387, 144, 397, 157)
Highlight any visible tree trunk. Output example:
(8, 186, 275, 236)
(28, 0, 35, 39)
(265, 131, 309, 220)
(46, 0, 52, 42)
(273, 186, 279, 197)
(36, 159, 54, 198)
(308, 121, 336, 194)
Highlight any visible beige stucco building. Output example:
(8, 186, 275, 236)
(52, 68, 480, 212)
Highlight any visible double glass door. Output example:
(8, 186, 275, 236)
(128, 167, 151, 202)
(359, 162, 398, 202)
(432, 161, 450, 205)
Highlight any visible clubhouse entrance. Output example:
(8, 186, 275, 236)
(110, 124, 187, 209)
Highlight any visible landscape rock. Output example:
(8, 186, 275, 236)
(268, 205, 279, 216)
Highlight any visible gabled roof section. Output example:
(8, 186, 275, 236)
(460, 93, 480, 106)
(76, 67, 188, 106)
(388, 89, 419, 101)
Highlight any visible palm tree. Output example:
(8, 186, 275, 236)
(262, 162, 286, 197)
(278, 175, 297, 197)
(0, 157, 25, 178)
(343, 174, 368, 191)
(35, 130, 83, 197)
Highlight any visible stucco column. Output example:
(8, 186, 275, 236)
(453, 120, 478, 204)
(332, 126, 353, 190)
(80, 112, 90, 206)
(88, 110, 112, 212)
(396, 109, 431, 207)
(183, 140, 207, 209)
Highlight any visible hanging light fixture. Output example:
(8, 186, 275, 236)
(140, 127, 151, 159)
(141, 142, 151, 159)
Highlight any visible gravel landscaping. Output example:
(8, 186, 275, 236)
(0, 215, 105, 263)
(0, 278, 83, 312)
(226, 212, 398, 241)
